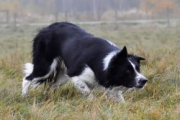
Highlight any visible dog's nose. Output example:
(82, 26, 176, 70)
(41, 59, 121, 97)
(138, 78, 147, 86)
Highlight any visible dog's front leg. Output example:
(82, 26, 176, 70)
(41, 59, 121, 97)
(71, 77, 94, 100)
(115, 91, 125, 103)
(106, 89, 125, 103)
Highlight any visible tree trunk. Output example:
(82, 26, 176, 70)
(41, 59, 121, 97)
(5, 10, 9, 24)
(92, 0, 97, 20)
(166, 7, 170, 27)
(13, 13, 17, 30)
(114, 8, 118, 20)
(54, 0, 59, 22)
(65, 11, 68, 21)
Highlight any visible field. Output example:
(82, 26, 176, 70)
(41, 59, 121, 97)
(0, 24, 180, 120)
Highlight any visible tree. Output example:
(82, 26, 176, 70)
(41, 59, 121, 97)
(0, 0, 23, 25)
(141, 0, 177, 26)
(141, 0, 177, 16)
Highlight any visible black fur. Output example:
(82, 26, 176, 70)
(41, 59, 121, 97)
(26, 22, 146, 88)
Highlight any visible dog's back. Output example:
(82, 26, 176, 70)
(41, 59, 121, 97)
(33, 22, 119, 76)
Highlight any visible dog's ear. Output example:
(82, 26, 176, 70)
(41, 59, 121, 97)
(137, 56, 146, 61)
(135, 56, 146, 64)
(117, 46, 127, 58)
(108, 46, 128, 70)
(111, 46, 128, 64)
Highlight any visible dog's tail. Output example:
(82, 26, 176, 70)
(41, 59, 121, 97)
(23, 59, 63, 88)
(23, 63, 40, 88)
(34, 58, 63, 87)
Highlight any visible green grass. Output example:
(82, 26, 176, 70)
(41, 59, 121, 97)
(0, 25, 180, 120)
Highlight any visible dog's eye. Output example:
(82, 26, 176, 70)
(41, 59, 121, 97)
(126, 70, 130, 74)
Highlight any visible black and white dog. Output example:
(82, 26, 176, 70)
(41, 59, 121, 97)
(22, 22, 147, 102)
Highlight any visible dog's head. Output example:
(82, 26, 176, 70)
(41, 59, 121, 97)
(107, 46, 147, 88)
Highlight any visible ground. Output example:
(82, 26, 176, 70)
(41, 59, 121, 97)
(0, 24, 180, 120)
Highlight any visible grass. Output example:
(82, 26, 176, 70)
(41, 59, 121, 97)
(0, 24, 180, 120)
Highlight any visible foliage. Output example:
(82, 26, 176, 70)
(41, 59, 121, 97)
(141, 0, 177, 14)
(0, 0, 22, 13)
(0, 0, 179, 22)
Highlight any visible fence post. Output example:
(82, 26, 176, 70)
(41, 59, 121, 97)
(13, 13, 17, 30)
(166, 7, 170, 27)
(5, 10, 9, 24)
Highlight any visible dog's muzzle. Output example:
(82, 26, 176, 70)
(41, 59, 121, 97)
(136, 78, 147, 88)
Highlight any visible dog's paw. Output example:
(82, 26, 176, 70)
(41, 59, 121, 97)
(87, 94, 94, 101)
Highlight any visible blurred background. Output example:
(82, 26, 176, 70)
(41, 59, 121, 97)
(0, 0, 180, 27)
(0, 1, 180, 119)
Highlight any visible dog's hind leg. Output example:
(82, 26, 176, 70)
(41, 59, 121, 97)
(22, 63, 34, 96)
(22, 78, 32, 96)
(50, 73, 69, 89)
(50, 61, 69, 89)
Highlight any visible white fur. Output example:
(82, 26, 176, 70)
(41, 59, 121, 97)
(22, 78, 32, 96)
(103, 51, 119, 70)
(70, 66, 96, 94)
(129, 60, 147, 85)
(106, 40, 117, 47)
(23, 63, 33, 77)
(22, 58, 58, 96)
(71, 76, 91, 94)
(79, 66, 96, 85)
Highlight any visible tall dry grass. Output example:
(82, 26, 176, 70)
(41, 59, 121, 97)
(0, 25, 180, 120)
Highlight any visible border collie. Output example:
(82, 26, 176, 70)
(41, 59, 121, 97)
(22, 22, 147, 102)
